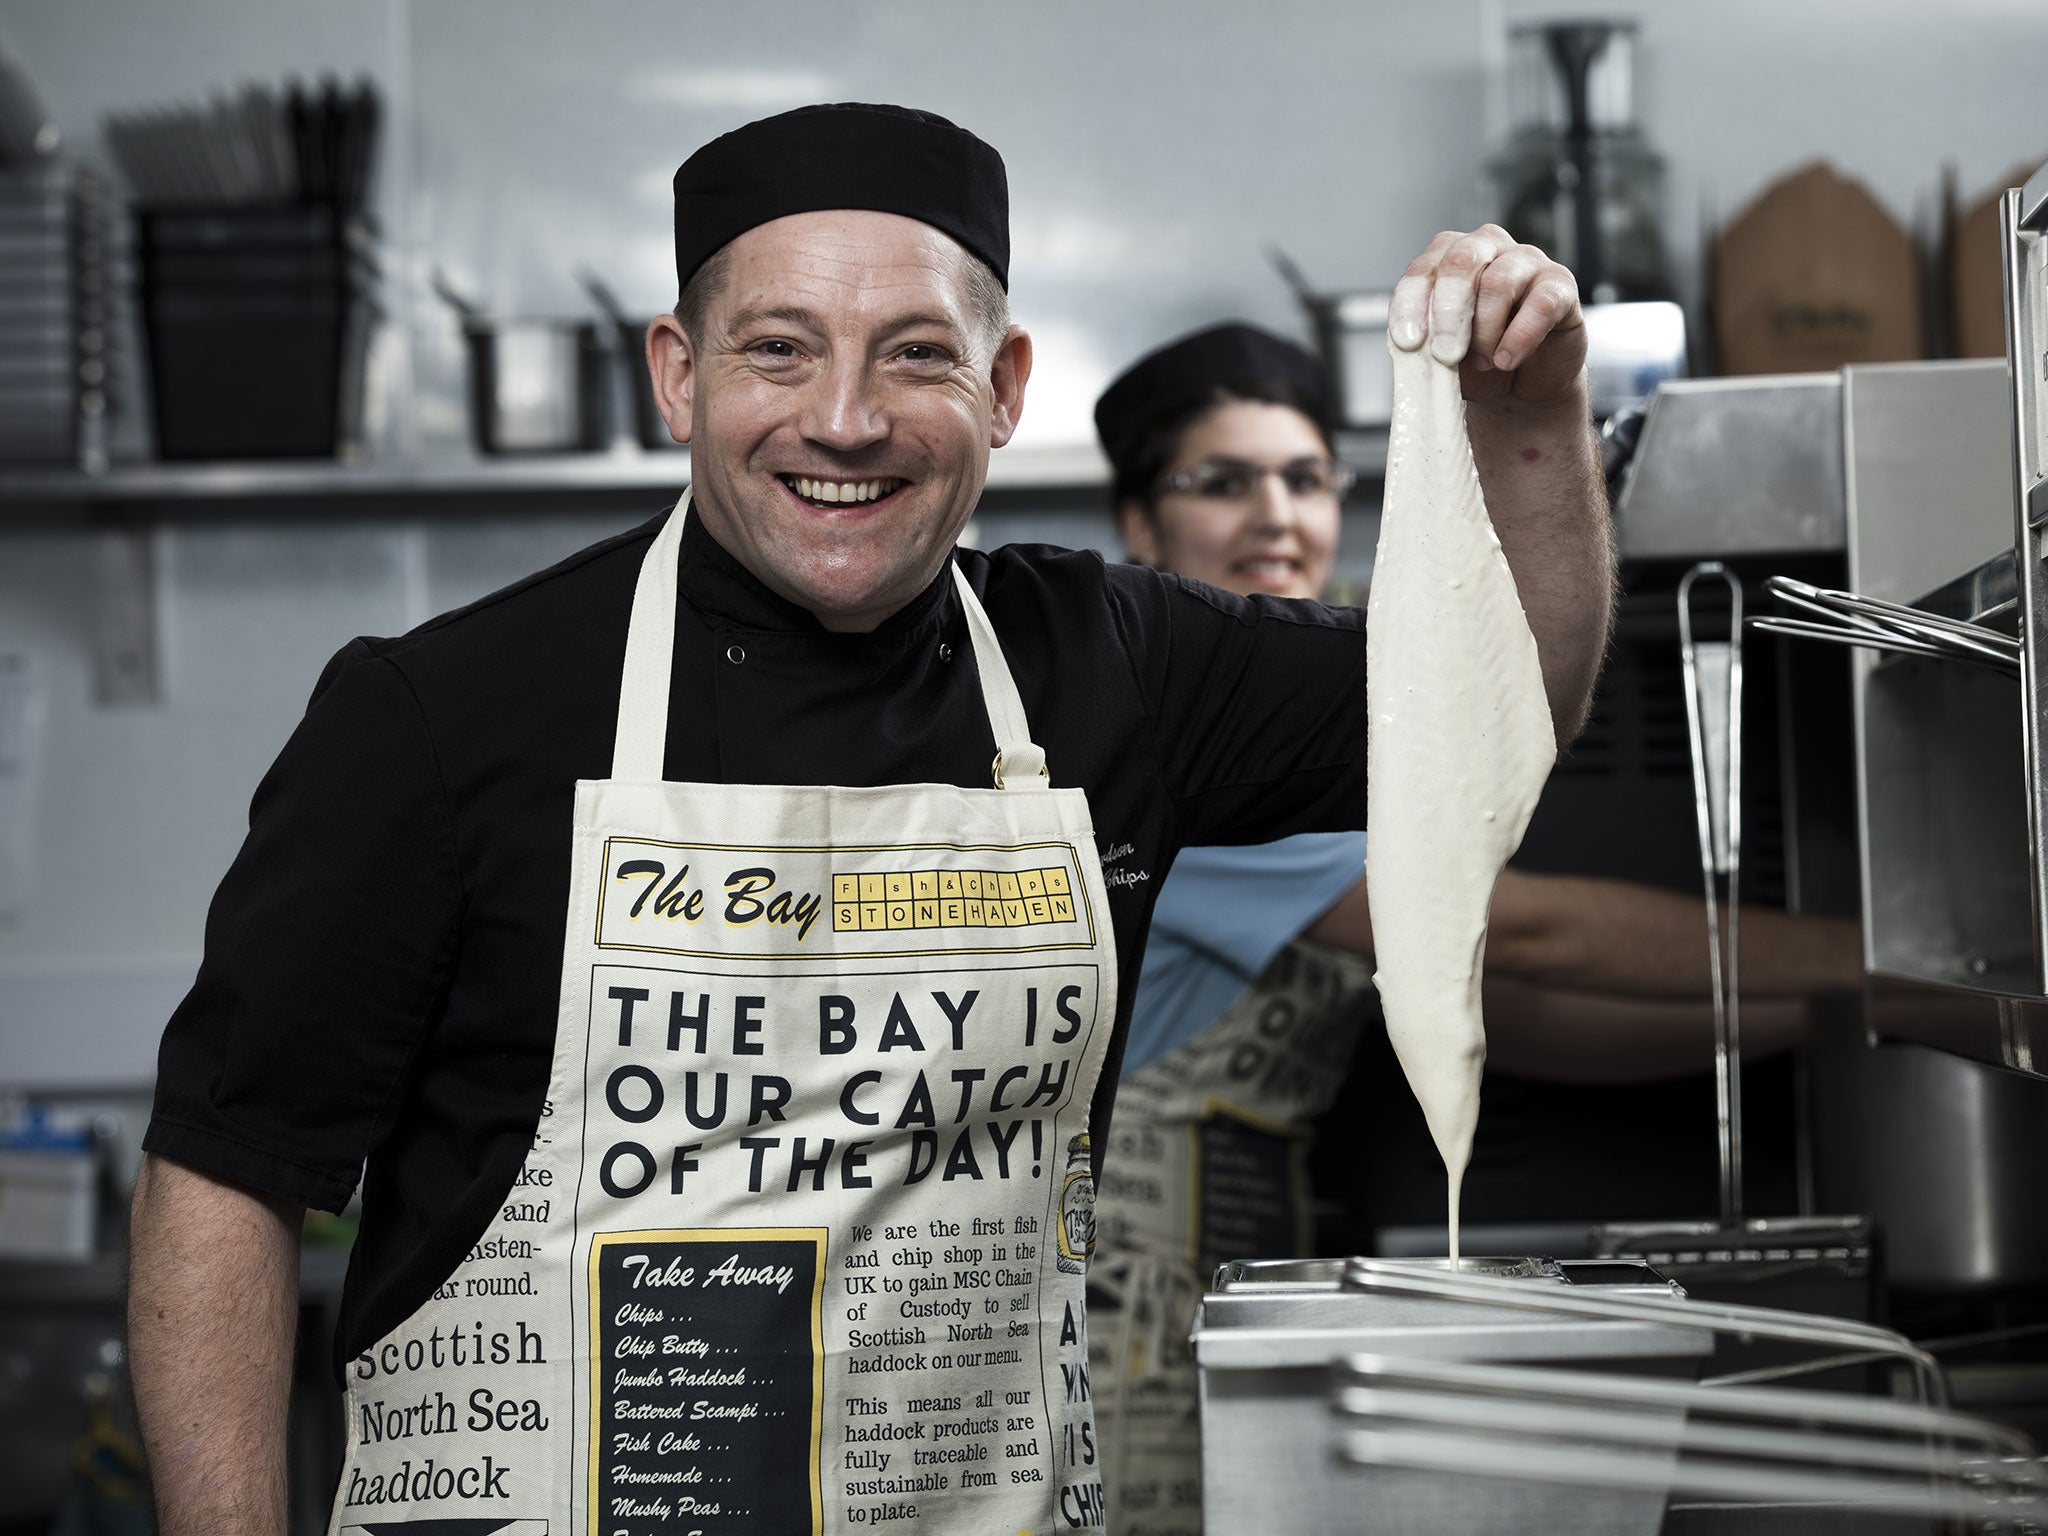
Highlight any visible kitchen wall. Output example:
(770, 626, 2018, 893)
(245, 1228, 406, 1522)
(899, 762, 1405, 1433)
(1, 0, 2043, 1085)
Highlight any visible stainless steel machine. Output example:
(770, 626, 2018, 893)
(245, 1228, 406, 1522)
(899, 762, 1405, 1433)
(1613, 162, 2048, 1340)
(1609, 258, 2048, 1035)
(1612, 234, 2048, 1052)
(1731, 181, 2048, 1316)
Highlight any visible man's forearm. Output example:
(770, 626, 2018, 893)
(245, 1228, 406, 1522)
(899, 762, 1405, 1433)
(128, 1155, 302, 1536)
(1308, 868, 1863, 1003)
(1466, 386, 1615, 746)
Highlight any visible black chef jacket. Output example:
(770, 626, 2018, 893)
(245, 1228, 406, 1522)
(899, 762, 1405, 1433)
(145, 505, 1365, 1376)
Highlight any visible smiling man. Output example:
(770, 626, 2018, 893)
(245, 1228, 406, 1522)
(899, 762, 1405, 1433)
(662, 209, 1025, 630)
(126, 104, 1613, 1536)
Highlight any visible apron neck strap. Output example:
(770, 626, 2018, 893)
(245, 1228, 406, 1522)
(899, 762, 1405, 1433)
(949, 564, 1047, 788)
(611, 490, 1050, 789)
(611, 490, 690, 782)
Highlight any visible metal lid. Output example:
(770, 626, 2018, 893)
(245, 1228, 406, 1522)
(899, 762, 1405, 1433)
(1192, 1256, 1708, 1372)
(1212, 1256, 1556, 1291)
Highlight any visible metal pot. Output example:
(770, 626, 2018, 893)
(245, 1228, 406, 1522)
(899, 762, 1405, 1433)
(575, 271, 683, 452)
(1271, 250, 1394, 430)
(611, 319, 684, 451)
(461, 319, 611, 454)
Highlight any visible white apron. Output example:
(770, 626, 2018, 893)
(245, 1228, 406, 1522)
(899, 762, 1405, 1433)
(330, 493, 1118, 1536)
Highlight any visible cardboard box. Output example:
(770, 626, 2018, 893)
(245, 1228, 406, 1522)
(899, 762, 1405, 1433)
(1713, 162, 1921, 375)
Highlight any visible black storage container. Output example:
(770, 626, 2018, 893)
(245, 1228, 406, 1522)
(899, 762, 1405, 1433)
(138, 204, 371, 459)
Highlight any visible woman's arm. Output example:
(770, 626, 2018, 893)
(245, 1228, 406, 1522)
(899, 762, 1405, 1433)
(1478, 974, 1814, 1083)
(1307, 866, 1862, 1001)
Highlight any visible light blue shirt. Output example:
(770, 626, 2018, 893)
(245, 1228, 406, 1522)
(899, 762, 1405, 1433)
(1123, 831, 1369, 1076)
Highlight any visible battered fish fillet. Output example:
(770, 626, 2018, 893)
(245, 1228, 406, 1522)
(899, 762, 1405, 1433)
(1365, 337, 1556, 1266)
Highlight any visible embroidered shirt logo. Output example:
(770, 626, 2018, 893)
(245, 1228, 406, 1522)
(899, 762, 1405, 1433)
(1097, 838, 1150, 892)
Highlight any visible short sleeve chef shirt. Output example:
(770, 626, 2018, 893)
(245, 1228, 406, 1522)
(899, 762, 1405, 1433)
(145, 508, 1364, 1376)
(1123, 832, 1369, 1076)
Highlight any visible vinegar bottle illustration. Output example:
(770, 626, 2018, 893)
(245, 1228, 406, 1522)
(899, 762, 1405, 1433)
(1056, 1133, 1096, 1274)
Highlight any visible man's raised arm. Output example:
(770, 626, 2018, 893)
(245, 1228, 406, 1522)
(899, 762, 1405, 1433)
(128, 1155, 302, 1536)
(1389, 224, 1617, 746)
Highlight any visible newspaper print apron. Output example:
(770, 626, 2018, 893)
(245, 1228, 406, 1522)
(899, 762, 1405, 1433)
(331, 492, 1118, 1536)
(1089, 937, 1376, 1536)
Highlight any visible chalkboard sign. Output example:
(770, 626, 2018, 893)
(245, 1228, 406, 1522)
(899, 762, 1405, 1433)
(589, 1228, 827, 1536)
(1196, 1114, 1297, 1276)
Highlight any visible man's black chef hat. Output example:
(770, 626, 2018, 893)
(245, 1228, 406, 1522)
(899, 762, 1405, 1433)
(673, 103, 1010, 294)
(1093, 322, 1332, 498)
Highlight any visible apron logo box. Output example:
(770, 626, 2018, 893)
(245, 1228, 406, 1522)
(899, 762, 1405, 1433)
(595, 841, 1097, 959)
(830, 866, 1076, 933)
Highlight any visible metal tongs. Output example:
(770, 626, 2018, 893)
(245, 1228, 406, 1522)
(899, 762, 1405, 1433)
(1753, 575, 2022, 676)
(1332, 1351, 2045, 1530)
(1678, 563, 1745, 1227)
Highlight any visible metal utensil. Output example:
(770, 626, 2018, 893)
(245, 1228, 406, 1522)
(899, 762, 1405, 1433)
(286, 82, 319, 203)
(1342, 1255, 1942, 1403)
(339, 81, 380, 217)
(172, 102, 226, 202)
(318, 78, 344, 211)
(0, 51, 59, 167)
(431, 267, 486, 326)
(1754, 574, 2022, 675)
(1679, 563, 1745, 1228)
(575, 265, 631, 329)
(123, 109, 175, 202)
(240, 84, 294, 202)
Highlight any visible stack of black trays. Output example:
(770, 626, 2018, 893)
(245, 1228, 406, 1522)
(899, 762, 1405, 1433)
(138, 201, 373, 459)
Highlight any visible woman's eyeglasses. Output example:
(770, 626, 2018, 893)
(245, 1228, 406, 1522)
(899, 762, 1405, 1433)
(1155, 456, 1357, 504)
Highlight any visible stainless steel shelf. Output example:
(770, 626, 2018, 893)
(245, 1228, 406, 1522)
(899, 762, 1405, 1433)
(0, 452, 691, 520)
(0, 450, 694, 506)
(0, 430, 1386, 519)
(0, 442, 1115, 512)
